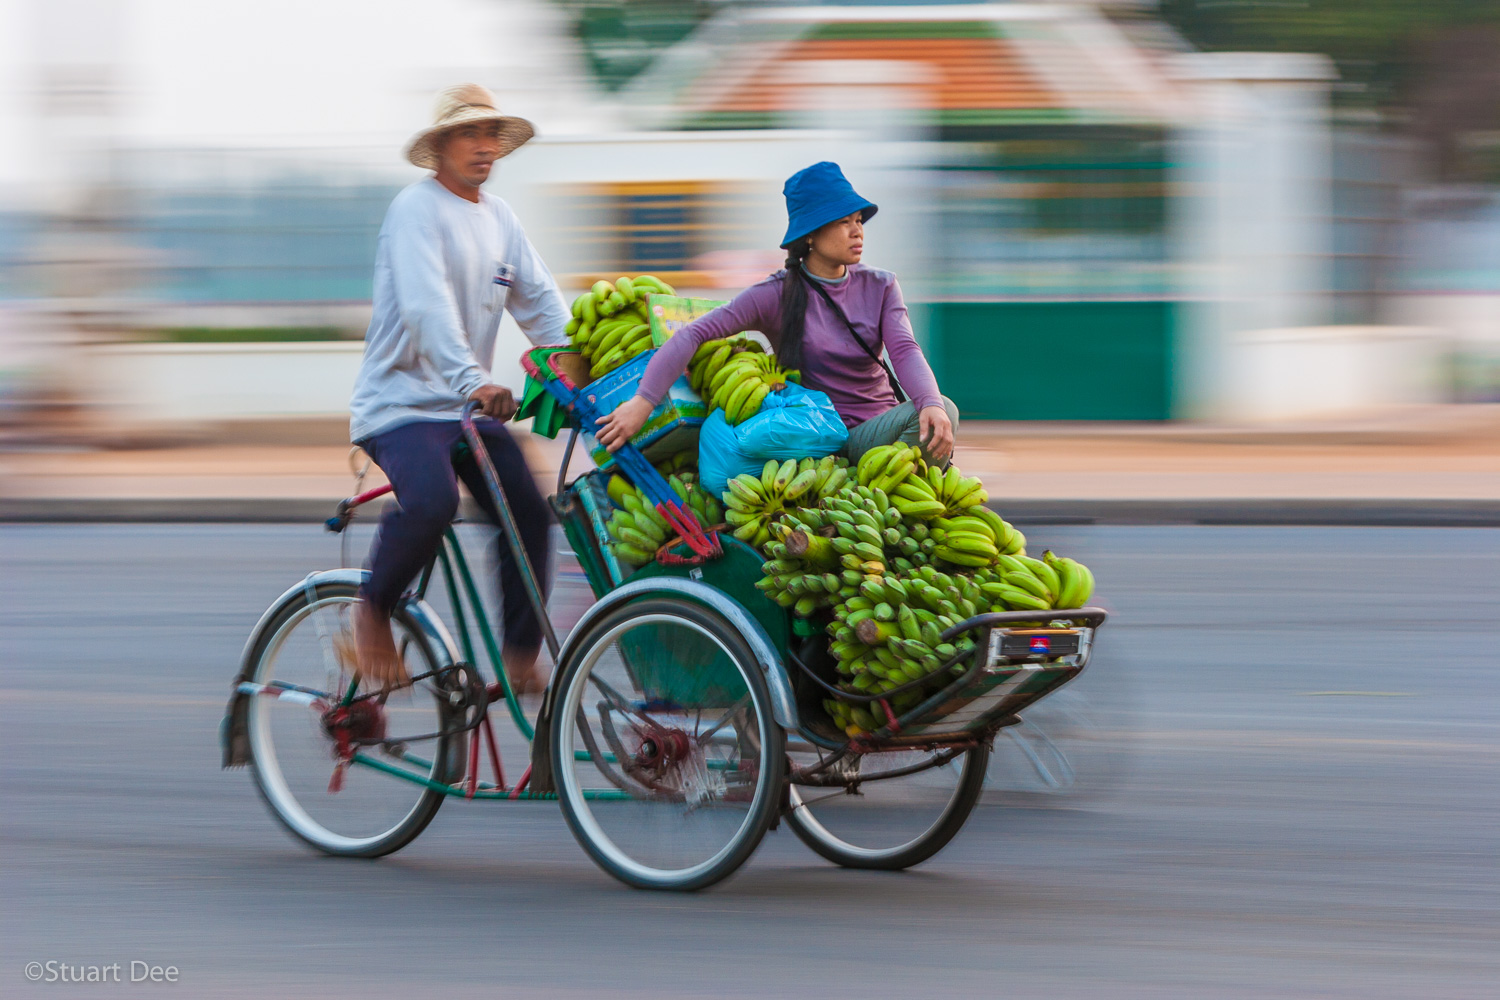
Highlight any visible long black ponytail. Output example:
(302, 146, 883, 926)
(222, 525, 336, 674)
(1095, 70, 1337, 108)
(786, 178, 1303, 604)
(777, 241, 811, 370)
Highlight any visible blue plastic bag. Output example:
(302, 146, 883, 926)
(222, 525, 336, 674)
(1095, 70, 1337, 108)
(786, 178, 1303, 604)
(699, 383, 849, 498)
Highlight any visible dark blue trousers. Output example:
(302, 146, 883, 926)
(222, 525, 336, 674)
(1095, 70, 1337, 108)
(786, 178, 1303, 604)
(358, 418, 551, 651)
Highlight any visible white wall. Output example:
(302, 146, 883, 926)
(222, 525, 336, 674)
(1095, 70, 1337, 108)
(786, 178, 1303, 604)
(1170, 52, 1338, 420)
(1389, 294, 1500, 349)
(1388, 293, 1500, 399)
(81, 341, 364, 423)
(1222, 325, 1448, 421)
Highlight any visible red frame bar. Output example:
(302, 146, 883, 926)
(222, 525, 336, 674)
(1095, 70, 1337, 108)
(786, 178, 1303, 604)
(344, 483, 393, 510)
(481, 716, 506, 791)
(464, 727, 481, 799)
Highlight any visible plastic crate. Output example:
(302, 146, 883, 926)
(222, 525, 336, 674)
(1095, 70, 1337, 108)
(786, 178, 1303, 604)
(524, 345, 720, 564)
(578, 351, 706, 472)
(645, 294, 729, 348)
(524, 348, 706, 473)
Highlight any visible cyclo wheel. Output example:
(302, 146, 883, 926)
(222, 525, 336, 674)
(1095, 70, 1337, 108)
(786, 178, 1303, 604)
(785, 740, 990, 871)
(550, 596, 785, 891)
(245, 581, 458, 858)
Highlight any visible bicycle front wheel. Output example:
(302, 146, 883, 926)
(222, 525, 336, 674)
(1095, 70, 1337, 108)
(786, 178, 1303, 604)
(550, 597, 785, 891)
(245, 582, 457, 857)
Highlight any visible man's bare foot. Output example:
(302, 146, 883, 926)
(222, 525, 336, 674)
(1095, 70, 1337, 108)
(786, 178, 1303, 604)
(353, 600, 409, 690)
(503, 645, 550, 697)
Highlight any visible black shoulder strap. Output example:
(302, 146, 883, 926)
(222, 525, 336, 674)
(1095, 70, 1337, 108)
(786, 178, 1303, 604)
(798, 268, 906, 403)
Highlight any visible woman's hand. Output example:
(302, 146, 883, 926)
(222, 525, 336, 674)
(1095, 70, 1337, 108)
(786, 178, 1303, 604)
(595, 394, 655, 452)
(918, 404, 954, 464)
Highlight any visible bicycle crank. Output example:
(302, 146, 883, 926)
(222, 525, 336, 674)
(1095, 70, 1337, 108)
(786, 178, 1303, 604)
(315, 662, 488, 794)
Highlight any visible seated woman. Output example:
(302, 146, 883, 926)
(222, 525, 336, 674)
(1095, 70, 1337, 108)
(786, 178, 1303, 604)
(594, 161, 958, 464)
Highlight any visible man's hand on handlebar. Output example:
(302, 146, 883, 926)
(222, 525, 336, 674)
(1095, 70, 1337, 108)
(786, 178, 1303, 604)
(595, 394, 654, 452)
(469, 384, 518, 421)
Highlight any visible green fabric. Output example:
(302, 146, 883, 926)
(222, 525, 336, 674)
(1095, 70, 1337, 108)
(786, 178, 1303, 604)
(516, 347, 574, 439)
(841, 395, 959, 466)
(631, 536, 790, 665)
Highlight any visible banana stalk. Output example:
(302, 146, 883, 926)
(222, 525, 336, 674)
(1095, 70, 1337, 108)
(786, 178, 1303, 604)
(783, 529, 839, 570)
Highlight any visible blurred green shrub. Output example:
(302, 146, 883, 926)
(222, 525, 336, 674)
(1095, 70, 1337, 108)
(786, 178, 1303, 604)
(152, 327, 348, 343)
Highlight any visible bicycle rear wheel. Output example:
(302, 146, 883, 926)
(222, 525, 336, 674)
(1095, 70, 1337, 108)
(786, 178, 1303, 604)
(786, 741, 989, 870)
(245, 582, 456, 857)
(550, 597, 785, 891)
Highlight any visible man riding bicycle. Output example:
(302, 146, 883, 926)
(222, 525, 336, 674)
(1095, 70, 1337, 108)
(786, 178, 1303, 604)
(349, 84, 568, 693)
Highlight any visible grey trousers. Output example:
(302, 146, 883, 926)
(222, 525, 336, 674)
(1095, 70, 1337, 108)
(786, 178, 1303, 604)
(841, 395, 960, 466)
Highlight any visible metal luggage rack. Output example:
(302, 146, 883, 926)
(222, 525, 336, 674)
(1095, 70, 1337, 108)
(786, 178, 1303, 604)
(790, 608, 1108, 752)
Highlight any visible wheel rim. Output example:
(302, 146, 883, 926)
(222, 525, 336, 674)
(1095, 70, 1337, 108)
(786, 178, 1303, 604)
(248, 595, 442, 851)
(787, 746, 977, 862)
(555, 612, 774, 885)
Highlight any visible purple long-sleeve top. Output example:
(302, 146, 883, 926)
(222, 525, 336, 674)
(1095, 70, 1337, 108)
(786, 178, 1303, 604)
(636, 264, 942, 428)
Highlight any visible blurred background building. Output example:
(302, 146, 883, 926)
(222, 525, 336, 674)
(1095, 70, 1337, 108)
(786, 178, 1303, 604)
(2, 0, 1499, 445)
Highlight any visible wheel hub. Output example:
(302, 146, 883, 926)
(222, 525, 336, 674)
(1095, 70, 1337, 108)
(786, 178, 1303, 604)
(627, 720, 730, 808)
(632, 725, 692, 773)
(321, 700, 386, 754)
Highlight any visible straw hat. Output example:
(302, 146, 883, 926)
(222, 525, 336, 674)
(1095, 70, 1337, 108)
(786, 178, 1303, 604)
(404, 84, 535, 170)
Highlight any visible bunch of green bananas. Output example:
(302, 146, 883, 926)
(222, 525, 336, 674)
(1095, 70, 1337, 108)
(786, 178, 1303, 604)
(722, 455, 848, 550)
(821, 550, 1097, 734)
(753, 481, 982, 616)
(973, 550, 1094, 612)
(822, 691, 926, 736)
(816, 488, 907, 571)
(731, 453, 1096, 734)
(690, 338, 801, 425)
(854, 443, 924, 493)
(753, 557, 842, 618)
(748, 479, 970, 609)
(767, 473, 1092, 735)
(819, 566, 988, 735)
(604, 471, 723, 569)
(896, 465, 987, 518)
(857, 443, 989, 518)
(605, 490, 671, 568)
(675, 475, 724, 531)
(753, 490, 896, 618)
(687, 335, 761, 392)
(653, 449, 696, 479)
(566, 275, 676, 379)
(926, 510, 1024, 568)
(842, 565, 992, 642)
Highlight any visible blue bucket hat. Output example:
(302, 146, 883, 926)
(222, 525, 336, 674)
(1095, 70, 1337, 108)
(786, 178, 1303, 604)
(780, 161, 878, 249)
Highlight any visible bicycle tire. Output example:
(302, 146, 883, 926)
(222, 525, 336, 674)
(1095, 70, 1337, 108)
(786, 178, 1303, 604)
(245, 581, 454, 858)
(550, 596, 785, 891)
(786, 742, 989, 871)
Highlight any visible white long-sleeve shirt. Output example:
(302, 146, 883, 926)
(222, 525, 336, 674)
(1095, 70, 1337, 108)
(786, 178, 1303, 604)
(350, 177, 569, 441)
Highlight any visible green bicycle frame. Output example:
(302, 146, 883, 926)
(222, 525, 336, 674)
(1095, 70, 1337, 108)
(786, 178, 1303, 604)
(345, 524, 630, 802)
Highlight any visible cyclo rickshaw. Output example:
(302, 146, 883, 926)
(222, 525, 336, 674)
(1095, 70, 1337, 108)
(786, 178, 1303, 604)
(222, 345, 1107, 891)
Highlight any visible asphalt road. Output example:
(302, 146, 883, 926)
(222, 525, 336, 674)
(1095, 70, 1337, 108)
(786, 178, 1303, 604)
(3, 523, 1497, 999)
